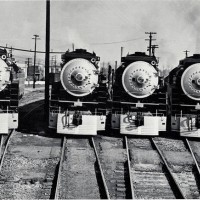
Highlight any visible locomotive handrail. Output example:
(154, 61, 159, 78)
(113, 111, 165, 116)
(120, 101, 166, 105)
(50, 110, 105, 116)
(0, 100, 10, 102)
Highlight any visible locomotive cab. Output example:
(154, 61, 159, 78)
(111, 52, 167, 136)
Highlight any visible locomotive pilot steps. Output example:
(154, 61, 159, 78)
(49, 49, 109, 135)
(0, 48, 25, 134)
(167, 54, 200, 137)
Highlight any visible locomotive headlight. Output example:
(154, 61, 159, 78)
(122, 61, 159, 98)
(181, 63, 200, 101)
(60, 58, 98, 97)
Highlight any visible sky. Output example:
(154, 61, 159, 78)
(0, 0, 200, 70)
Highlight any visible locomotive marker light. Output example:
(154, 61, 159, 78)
(181, 63, 200, 101)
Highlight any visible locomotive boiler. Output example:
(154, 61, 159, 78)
(111, 52, 167, 135)
(167, 54, 200, 137)
(49, 49, 109, 135)
(0, 48, 25, 134)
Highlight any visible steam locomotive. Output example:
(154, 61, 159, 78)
(111, 52, 167, 135)
(167, 54, 200, 137)
(49, 49, 109, 135)
(0, 48, 25, 134)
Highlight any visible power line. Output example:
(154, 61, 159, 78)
(0, 45, 65, 54)
(90, 37, 145, 45)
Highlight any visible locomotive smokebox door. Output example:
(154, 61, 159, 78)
(122, 61, 159, 98)
(181, 63, 200, 101)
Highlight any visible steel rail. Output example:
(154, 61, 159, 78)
(151, 138, 186, 199)
(124, 136, 135, 199)
(54, 136, 66, 200)
(0, 130, 15, 173)
(0, 135, 4, 159)
(91, 137, 110, 200)
(185, 138, 200, 177)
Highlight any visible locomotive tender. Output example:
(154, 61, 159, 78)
(111, 52, 167, 135)
(0, 48, 25, 134)
(49, 49, 109, 135)
(167, 54, 200, 137)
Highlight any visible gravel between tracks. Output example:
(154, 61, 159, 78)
(58, 138, 101, 199)
(153, 137, 200, 199)
(0, 131, 61, 199)
(94, 136, 132, 199)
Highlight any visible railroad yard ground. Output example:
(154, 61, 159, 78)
(0, 85, 200, 199)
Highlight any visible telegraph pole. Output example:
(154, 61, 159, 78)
(32, 34, 40, 88)
(145, 32, 156, 56)
(121, 47, 124, 60)
(184, 50, 190, 58)
(151, 44, 159, 57)
(45, 0, 50, 130)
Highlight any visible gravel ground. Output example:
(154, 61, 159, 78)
(58, 138, 102, 199)
(0, 131, 61, 199)
(20, 87, 44, 107)
(153, 137, 200, 198)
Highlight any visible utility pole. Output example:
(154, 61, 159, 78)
(151, 44, 159, 57)
(115, 61, 117, 71)
(184, 50, 190, 58)
(72, 43, 75, 51)
(45, 0, 50, 130)
(145, 32, 156, 56)
(121, 47, 124, 60)
(32, 34, 40, 88)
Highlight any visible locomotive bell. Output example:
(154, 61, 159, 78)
(181, 63, 200, 101)
(122, 61, 159, 98)
(0, 59, 10, 92)
(60, 58, 98, 97)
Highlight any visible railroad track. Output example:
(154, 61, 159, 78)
(0, 130, 14, 173)
(127, 137, 180, 199)
(93, 136, 133, 199)
(153, 137, 200, 199)
(54, 136, 108, 199)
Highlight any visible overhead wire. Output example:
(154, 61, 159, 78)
(90, 37, 145, 45)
